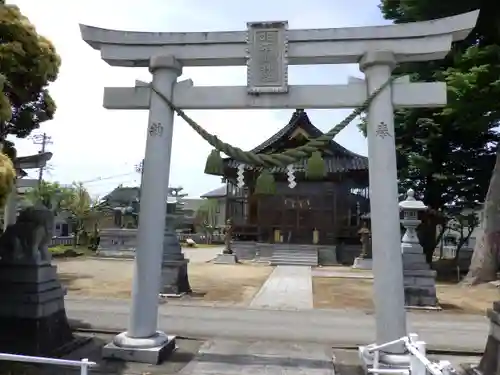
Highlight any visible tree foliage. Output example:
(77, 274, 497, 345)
(194, 199, 220, 242)
(24, 180, 71, 212)
(377, 0, 500, 263)
(0, 2, 60, 153)
(25, 180, 100, 246)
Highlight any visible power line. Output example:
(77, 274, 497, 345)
(80, 172, 137, 184)
(29, 132, 53, 184)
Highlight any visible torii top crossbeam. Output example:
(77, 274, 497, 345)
(80, 11, 479, 67)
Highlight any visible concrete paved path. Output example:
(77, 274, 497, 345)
(183, 246, 223, 263)
(312, 268, 373, 279)
(250, 266, 313, 310)
(179, 339, 335, 375)
(66, 297, 489, 352)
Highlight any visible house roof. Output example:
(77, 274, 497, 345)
(217, 109, 368, 174)
(200, 186, 227, 198)
(101, 186, 140, 206)
(100, 186, 195, 207)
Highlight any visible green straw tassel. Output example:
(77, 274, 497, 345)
(204, 149, 224, 175)
(255, 170, 276, 195)
(305, 151, 326, 180)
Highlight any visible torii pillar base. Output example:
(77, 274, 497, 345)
(102, 332, 176, 364)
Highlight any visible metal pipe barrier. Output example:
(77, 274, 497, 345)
(0, 353, 97, 375)
(363, 333, 456, 375)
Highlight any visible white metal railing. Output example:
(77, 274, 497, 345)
(362, 333, 456, 375)
(0, 353, 97, 375)
(51, 235, 74, 246)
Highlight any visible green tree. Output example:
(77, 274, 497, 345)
(0, 2, 60, 208)
(24, 180, 71, 212)
(0, 2, 60, 146)
(194, 199, 219, 243)
(63, 182, 100, 248)
(377, 1, 500, 278)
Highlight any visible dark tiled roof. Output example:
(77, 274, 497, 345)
(217, 109, 368, 175)
(200, 186, 227, 198)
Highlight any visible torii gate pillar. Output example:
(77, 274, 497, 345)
(359, 51, 407, 352)
(103, 56, 181, 364)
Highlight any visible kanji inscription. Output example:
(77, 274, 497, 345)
(247, 21, 288, 94)
(375, 122, 392, 139)
(149, 122, 164, 137)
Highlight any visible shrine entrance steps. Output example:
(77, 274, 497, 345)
(231, 242, 325, 266)
(270, 245, 318, 267)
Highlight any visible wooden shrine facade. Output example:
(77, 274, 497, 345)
(211, 109, 370, 245)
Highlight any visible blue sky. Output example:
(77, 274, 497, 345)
(10, 0, 390, 198)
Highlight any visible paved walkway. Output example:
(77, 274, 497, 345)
(183, 246, 223, 263)
(249, 266, 313, 310)
(179, 339, 335, 375)
(66, 297, 489, 352)
(312, 268, 373, 279)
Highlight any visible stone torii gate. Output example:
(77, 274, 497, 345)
(80, 10, 479, 365)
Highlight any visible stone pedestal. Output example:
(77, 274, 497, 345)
(0, 262, 74, 355)
(352, 257, 373, 270)
(402, 248, 438, 307)
(160, 224, 191, 296)
(399, 189, 438, 308)
(214, 253, 238, 264)
(463, 301, 500, 375)
(97, 228, 138, 257)
(160, 260, 190, 295)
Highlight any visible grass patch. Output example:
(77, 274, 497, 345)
(56, 259, 271, 305)
(312, 276, 500, 314)
(49, 245, 93, 258)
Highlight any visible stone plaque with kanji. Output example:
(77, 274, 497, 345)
(246, 21, 288, 94)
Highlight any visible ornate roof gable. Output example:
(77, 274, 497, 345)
(250, 109, 366, 160)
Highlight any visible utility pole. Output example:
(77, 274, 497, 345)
(30, 132, 53, 184)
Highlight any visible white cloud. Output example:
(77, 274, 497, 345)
(8, 0, 386, 197)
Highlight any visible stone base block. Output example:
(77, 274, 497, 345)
(358, 346, 410, 374)
(0, 307, 73, 356)
(0, 263, 74, 355)
(214, 253, 238, 264)
(403, 269, 438, 307)
(318, 246, 339, 265)
(161, 260, 191, 295)
(102, 335, 176, 364)
(352, 257, 372, 270)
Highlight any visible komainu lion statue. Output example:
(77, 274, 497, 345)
(0, 205, 54, 264)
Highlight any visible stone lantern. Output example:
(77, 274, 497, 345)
(398, 188, 438, 307)
(352, 221, 373, 270)
(214, 218, 238, 264)
(399, 189, 426, 247)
